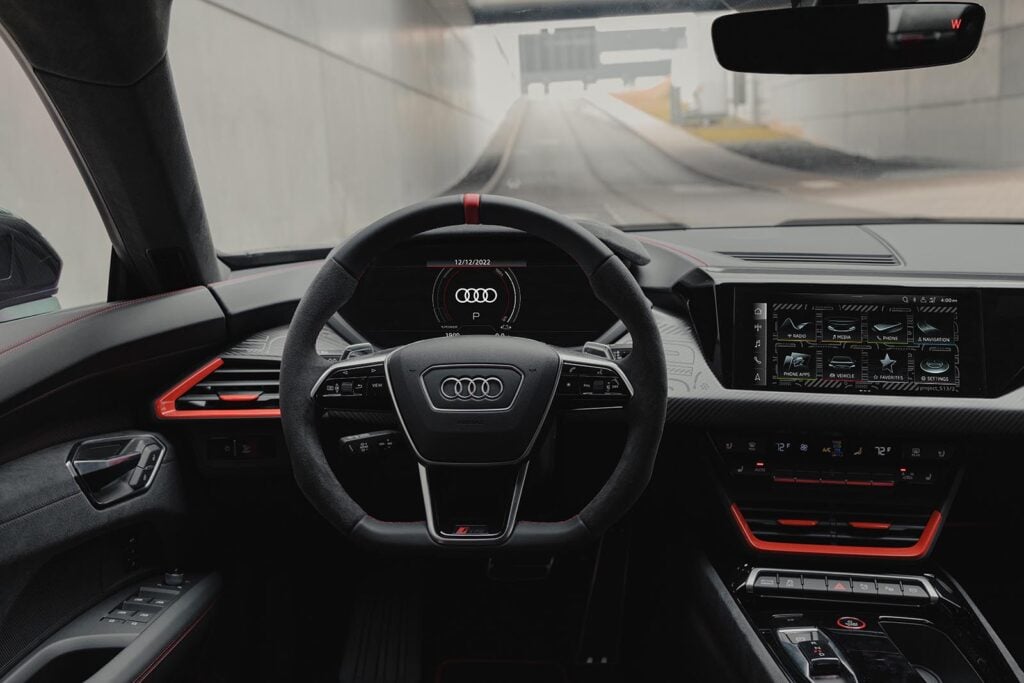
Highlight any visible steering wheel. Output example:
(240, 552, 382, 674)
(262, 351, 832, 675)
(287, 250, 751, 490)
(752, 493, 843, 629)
(280, 194, 666, 551)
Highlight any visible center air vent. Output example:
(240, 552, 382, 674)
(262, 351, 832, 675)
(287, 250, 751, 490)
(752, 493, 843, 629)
(155, 357, 281, 419)
(731, 504, 940, 559)
(719, 251, 900, 266)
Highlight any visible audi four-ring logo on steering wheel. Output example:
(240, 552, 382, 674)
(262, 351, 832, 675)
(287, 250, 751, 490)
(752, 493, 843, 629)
(440, 376, 504, 400)
(454, 287, 498, 304)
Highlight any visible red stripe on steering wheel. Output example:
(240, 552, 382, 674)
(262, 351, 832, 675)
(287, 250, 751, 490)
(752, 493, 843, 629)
(463, 193, 481, 224)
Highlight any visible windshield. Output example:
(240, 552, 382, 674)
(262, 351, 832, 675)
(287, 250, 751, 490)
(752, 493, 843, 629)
(167, 0, 1018, 251)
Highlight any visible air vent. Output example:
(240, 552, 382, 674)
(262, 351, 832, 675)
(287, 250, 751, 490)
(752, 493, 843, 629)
(739, 505, 930, 547)
(719, 251, 900, 266)
(155, 357, 281, 419)
(731, 504, 940, 558)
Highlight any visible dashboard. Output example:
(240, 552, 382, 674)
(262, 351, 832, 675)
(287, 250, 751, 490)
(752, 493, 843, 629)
(341, 233, 617, 347)
(145, 222, 1024, 439)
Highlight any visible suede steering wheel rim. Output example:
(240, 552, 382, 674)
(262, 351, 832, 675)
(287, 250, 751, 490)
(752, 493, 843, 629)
(280, 194, 666, 551)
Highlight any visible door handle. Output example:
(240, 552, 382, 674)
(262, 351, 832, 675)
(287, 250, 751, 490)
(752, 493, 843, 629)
(67, 435, 166, 507)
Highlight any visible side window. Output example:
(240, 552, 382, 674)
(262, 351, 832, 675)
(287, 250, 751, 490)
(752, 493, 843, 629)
(0, 39, 110, 314)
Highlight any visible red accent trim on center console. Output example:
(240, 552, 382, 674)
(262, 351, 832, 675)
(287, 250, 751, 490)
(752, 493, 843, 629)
(154, 358, 281, 420)
(849, 521, 892, 531)
(731, 503, 941, 559)
(463, 193, 481, 224)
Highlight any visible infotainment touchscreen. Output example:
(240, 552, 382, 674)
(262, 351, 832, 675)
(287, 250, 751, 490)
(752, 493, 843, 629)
(733, 288, 984, 395)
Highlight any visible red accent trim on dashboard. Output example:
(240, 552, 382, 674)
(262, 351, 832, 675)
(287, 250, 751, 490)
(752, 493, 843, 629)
(218, 392, 261, 402)
(155, 358, 281, 420)
(849, 521, 892, 530)
(777, 518, 818, 527)
(463, 193, 481, 224)
(730, 503, 941, 559)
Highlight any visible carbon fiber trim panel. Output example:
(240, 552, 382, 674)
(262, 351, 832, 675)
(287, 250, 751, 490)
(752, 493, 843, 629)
(220, 325, 348, 360)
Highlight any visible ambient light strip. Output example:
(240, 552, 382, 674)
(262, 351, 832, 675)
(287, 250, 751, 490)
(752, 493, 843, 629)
(730, 504, 942, 560)
(154, 357, 281, 420)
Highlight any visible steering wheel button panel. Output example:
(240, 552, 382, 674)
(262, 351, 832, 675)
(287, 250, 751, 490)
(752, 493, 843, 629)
(555, 358, 633, 408)
(312, 359, 392, 410)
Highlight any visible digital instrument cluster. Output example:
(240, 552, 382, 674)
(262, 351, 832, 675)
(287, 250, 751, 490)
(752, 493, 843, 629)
(342, 238, 617, 347)
(732, 288, 985, 395)
(428, 258, 525, 336)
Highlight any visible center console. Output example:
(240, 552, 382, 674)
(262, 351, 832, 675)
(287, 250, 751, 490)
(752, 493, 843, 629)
(666, 267, 1024, 681)
(703, 427, 1021, 681)
(731, 565, 1019, 682)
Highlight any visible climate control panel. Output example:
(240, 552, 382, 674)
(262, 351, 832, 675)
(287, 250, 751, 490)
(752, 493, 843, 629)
(710, 432, 960, 558)
(712, 433, 954, 490)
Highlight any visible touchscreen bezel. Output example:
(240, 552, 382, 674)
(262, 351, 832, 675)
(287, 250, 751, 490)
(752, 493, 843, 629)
(730, 285, 987, 396)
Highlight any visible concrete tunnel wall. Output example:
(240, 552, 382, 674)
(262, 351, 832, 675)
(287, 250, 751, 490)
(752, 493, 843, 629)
(732, 0, 1024, 168)
(0, 0, 519, 308)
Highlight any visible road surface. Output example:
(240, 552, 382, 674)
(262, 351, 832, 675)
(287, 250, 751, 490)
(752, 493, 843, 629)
(482, 97, 878, 228)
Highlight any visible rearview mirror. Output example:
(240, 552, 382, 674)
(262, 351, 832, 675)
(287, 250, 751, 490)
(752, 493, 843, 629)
(0, 210, 62, 322)
(712, 3, 985, 74)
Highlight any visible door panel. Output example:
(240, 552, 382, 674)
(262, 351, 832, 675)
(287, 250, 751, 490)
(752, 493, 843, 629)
(0, 432, 194, 679)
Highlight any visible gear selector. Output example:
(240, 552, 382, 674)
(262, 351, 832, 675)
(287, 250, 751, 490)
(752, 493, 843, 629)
(778, 628, 856, 682)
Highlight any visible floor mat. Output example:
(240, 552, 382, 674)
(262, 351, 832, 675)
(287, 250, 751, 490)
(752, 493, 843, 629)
(435, 660, 567, 683)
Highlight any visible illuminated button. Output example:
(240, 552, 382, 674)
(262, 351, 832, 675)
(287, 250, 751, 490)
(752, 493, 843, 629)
(827, 578, 852, 594)
(836, 616, 866, 630)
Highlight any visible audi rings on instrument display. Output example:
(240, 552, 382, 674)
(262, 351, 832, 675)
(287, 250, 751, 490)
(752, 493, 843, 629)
(431, 266, 521, 334)
(454, 287, 498, 304)
(439, 376, 505, 400)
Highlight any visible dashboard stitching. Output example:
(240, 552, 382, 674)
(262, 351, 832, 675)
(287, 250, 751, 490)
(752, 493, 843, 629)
(0, 288, 202, 359)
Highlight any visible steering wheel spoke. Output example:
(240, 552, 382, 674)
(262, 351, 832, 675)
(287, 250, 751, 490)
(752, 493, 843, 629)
(311, 354, 394, 411)
(418, 462, 529, 543)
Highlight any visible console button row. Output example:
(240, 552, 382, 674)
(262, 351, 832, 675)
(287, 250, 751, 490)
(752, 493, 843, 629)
(731, 460, 941, 487)
(750, 570, 931, 602)
(714, 434, 954, 462)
